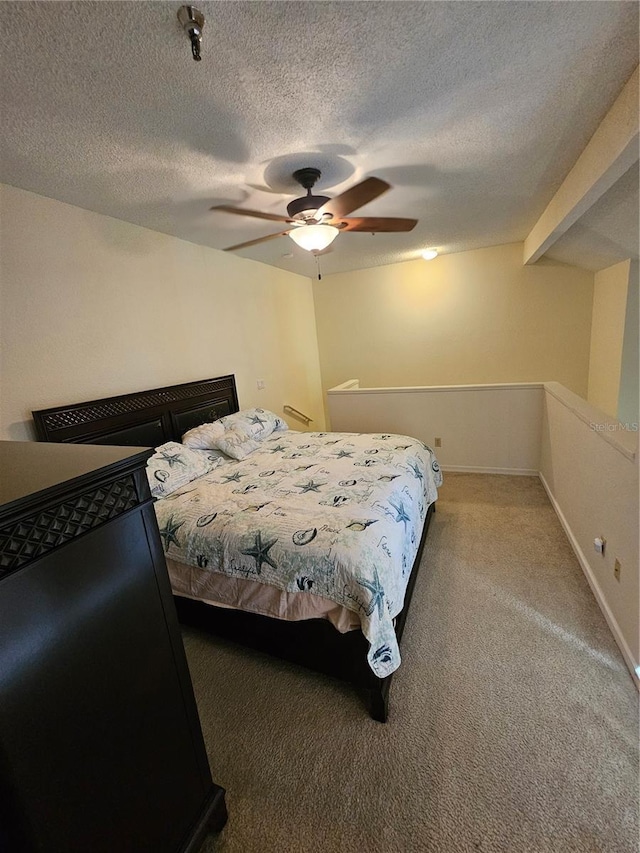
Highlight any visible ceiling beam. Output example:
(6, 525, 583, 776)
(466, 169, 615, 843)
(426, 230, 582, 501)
(524, 66, 639, 265)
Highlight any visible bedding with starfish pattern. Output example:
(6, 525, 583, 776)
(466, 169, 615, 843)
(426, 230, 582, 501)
(153, 431, 442, 678)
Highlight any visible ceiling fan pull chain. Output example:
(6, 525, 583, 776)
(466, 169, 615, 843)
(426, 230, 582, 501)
(315, 253, 322, 281)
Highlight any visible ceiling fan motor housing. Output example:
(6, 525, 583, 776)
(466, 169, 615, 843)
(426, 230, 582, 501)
(287, 194, 330, 221)
(287, 167, 330, 221)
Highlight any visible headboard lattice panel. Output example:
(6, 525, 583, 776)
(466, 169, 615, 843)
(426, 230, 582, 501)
(33, 375, 239, 447)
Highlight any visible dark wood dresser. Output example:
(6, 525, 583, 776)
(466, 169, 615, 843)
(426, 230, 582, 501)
(0, 441, 226, 853)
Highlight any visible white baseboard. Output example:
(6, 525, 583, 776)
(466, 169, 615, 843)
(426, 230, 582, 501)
(539, 472, 640, 690)
(442, 465, 539, 476)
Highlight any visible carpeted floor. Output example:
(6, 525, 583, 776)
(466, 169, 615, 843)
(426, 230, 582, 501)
(183, 473, 639, 853)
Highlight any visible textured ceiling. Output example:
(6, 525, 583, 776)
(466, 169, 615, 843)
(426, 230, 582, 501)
(0, 1, 638, 277)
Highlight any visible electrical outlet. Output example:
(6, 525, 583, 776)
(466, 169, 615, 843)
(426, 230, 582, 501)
(434, 437, 442, 447)
(256, 379, 265, 390)
(614, 559, 621, 582)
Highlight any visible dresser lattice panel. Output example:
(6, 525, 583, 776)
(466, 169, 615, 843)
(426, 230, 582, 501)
(0, 476, 138, 577)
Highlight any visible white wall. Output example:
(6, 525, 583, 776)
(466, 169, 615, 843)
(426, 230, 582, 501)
(540, 383, 639, 676)
(0, 184, 325, 439)
(587, 259, 630, 417)
(313, 243, 594, 398)
(328, 381, 543, 475)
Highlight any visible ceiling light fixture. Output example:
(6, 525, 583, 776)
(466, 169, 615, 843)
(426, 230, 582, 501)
(422, 249, 438, 260)
(289, 223, 340, 253)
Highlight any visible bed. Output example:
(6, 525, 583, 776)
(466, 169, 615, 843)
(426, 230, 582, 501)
(33, 375, 440, 721)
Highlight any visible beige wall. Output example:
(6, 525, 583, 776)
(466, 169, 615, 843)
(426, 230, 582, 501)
(587, 259, 630, 417)
(328, 381, 543, 475)
(618, 261, 639, 426)
(540, 383, 639, 676)
(313, 243, 594, 397)
(0, 184, 324, 440)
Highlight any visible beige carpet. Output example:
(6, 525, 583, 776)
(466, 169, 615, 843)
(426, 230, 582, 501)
(183, 473, 639, 853)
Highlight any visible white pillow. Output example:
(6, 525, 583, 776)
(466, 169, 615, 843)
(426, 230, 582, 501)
(146, 442, 221, 497)
(182, 408, 288, 453)
(218, 408, 288, 441)
(182, 420, 226, 450)
(214, 428, 261, 461)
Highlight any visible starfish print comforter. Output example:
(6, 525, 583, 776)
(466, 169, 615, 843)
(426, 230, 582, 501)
(154, 431, 442, 678)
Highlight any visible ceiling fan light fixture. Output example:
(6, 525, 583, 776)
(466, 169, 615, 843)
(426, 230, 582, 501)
(215, 171, 417, 253)
(289, 223, 340, 252)
(421, 249, 438, 260)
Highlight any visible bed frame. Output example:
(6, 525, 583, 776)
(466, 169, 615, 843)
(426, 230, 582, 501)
(33, 375, 435, 722)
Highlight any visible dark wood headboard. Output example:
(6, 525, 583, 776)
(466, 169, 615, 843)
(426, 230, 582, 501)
(33, 375, 239, 447)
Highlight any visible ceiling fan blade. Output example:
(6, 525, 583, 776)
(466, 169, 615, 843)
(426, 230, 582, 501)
(340, 217, 418, 232)
(211, 204, 293, 224)
(318, 177, 391, 220)
(224, 230, 292, 252)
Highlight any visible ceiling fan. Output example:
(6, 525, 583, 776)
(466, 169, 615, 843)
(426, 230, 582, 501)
(211, 168, 417, 253)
